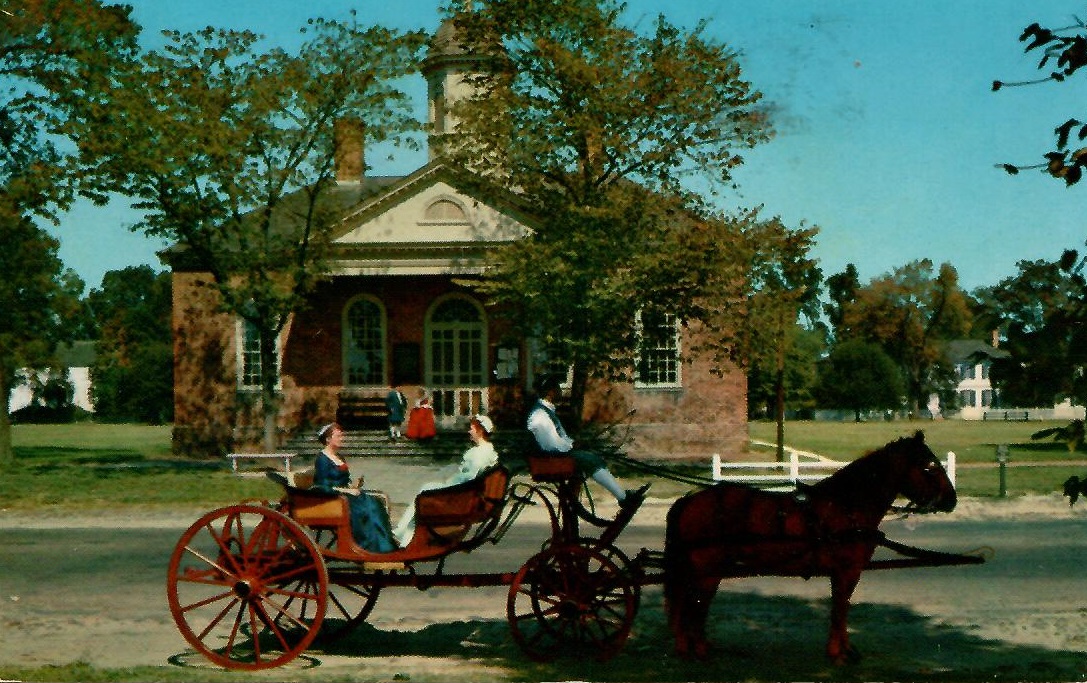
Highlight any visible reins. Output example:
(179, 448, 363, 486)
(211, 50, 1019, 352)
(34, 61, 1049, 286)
(602, 452, 719, 488)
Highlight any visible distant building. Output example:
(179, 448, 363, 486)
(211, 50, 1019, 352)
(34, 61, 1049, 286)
(8, 341, 96, 414)
(937, 339, 1084, 421)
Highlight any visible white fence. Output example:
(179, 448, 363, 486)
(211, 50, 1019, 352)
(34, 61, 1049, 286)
(712, 442, 956, 489)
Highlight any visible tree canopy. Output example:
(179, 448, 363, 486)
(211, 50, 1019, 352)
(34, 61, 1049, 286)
(0, 0, 138, 465)
(815, 339, 904, 422)
(835, 259, 973, 416)
(87, 266, 173, 423)
(994, 14, 1087, 186)
(443, 0, 774, 419)
(974, 249, 1087, 408)
(76, 17, 426, 449)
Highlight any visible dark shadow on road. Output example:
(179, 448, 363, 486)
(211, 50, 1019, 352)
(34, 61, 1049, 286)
(314, 588, 1087, 682)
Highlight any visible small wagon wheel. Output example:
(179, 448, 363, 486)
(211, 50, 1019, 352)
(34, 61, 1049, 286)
(167, 504, 328, 670)
(507, 543, 637, 662)
(540, 537, 642, 614)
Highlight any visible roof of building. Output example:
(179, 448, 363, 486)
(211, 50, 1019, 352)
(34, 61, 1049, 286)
(945, 339, 1010, 363)
(56, 341, 96, 367)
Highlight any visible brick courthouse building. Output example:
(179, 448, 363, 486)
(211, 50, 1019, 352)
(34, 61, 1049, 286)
(166, 18, 747, 460)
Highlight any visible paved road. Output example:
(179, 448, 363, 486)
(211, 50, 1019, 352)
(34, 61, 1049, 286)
(2, 507, 1087, 681)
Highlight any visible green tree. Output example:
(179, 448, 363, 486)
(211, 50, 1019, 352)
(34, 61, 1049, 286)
(729, 216, 822, 459)
(77, 19, 426, 450)
(973, 251, 1087, 408)
(0, 0, 136, 464)
(446, 0, 771, 421)
(747, 324, 825, 420)
(87, 266, 173, 423)
(823, 263, 860, 339)
(0, 219, 85, 463)
(838, 260, 973, 417)
(994, 15, 1087, 185)
(815, 339, 904, 422)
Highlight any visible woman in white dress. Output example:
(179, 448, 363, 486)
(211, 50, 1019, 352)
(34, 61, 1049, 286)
(392, 414, 499, 546)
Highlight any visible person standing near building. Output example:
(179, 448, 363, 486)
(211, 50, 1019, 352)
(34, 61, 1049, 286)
(385, 384, 408, 440)
(527, 374, 648, 510)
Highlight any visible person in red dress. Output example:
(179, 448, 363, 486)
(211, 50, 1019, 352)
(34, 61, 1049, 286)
(405, 388, 437, 440)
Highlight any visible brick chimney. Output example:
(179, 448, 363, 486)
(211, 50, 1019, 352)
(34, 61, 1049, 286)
(334, 118, 365, 183)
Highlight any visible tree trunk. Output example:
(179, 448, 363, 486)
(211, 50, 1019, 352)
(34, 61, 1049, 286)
(0, 369, 13, 466)
(259, 329, 280, 453)
(775, 349, 786, 463)
(568, 362, 590, 432)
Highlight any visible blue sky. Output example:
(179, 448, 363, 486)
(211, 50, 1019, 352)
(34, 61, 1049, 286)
(52, 1, 1086, 294)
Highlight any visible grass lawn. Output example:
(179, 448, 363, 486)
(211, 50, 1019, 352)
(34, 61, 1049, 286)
(2, 420, 1084, 510)
(0, 423, 279, 512)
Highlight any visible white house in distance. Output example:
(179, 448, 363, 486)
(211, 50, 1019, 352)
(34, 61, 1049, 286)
(941, 339, 1085, 421)
(7, 342, 96, 414)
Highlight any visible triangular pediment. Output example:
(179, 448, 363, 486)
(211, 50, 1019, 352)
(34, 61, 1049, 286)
(326, 163, 535, 276)
(333, 163, 533, 247)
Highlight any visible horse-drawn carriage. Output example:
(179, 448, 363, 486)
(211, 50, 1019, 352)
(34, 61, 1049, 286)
(166, 431, 984, 670)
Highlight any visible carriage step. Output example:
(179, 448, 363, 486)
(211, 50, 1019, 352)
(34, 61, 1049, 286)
(363, 561, 407, 571)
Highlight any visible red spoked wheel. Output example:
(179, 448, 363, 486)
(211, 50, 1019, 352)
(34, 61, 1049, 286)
(167, 504, 328, 670)
(507, 543, 637, 662)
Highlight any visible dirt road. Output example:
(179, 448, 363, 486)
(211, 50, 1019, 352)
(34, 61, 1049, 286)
(2, 495, 1087, 681)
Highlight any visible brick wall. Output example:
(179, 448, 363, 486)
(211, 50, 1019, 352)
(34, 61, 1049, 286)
(171, 271, 748, 460)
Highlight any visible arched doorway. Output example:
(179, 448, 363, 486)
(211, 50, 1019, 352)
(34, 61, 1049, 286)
(425, 295, 487, 425)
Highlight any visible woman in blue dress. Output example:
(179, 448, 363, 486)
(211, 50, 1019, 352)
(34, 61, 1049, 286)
(311, 422, 397, 553)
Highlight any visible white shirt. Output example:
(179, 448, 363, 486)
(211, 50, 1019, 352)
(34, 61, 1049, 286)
(449, 441, 499, 485)
(527, 399, 575, 453)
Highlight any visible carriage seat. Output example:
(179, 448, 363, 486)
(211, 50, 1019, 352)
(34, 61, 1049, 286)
(527, 454, 578, 482)
(265, 469, 389, 529)
(414, 465, 510, 526)
(266, 465, 511, 551)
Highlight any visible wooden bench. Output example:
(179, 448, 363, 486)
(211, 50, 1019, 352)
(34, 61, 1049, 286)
(983, 410, 1029, 421)
(226, 452, 296, 475)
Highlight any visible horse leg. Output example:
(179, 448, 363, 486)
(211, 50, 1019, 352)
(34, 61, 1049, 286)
(667, 573, 719, 660)
(827, 567, 863, 664)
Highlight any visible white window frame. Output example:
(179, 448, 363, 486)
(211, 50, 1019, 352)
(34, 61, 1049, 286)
(635, 309, 681, 389)
(237, 318, 281, 391)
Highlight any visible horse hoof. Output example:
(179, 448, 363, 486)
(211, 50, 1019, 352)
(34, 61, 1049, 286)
(829, 647, 862, 666)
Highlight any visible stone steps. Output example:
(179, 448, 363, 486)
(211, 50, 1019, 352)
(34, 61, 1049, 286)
(283, 428, 534, 461)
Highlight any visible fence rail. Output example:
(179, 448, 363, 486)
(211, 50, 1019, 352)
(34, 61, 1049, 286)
(711, 445, 957, 489)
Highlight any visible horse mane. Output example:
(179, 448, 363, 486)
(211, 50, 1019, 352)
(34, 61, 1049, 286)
(808, 432, 922, 499)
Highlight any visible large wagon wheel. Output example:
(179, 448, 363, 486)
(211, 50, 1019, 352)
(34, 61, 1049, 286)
(167, 504, 328, 670)
(507, 543, 637, 662)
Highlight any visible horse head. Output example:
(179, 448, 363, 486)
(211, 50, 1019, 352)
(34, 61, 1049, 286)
(895, 431, 956, 513)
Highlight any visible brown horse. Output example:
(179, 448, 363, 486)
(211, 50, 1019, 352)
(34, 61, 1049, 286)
(663, 431, 956, 664)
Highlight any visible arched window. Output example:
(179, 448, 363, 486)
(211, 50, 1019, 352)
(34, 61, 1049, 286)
(424, 199, 468, 222)
(344, 297, 385, 386)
